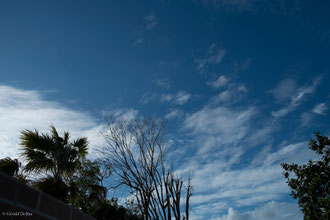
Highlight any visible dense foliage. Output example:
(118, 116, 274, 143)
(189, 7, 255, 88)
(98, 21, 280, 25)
(13, 126, 142, 220)
(90, 198, 143, 220)
(281, 131, 330, 219)
(0, 157, 20, 177)
(69, 159, 107, 212)
(0, 157, 28, 183)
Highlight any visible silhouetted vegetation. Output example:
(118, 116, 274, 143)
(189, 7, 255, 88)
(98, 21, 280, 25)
(0, 125, 143, 220)
(102, 118, 193, 220)
(0, 157, 20, 177)
(89, 198, 143, 220)
(0, 157, 29, 183)
(3, 118, 330, 220)
(68, 159, 107, 212)
(3, 124, 330, 220)
(282, 131, 330, 219)
(20, 126, 88, 202)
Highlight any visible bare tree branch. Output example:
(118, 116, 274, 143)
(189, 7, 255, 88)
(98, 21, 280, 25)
(101, 118, 192, 220)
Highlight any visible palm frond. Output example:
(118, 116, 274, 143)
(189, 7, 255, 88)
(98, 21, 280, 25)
(63, 131, 70, 145)
(23, 149, 54, 174)
(73, 137, 89, 159)
(20, 129, 54, 152)
(50, 126, 59, 138)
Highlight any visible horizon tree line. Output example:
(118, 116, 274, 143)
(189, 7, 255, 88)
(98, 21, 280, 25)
(0, 118, 329, 219)
(0, 118, 193, 220)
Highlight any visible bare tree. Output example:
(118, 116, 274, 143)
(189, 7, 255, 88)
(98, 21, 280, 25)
(102, 118, 192, 220)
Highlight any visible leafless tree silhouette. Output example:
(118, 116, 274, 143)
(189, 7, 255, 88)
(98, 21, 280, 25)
(102, 118, 193, 220)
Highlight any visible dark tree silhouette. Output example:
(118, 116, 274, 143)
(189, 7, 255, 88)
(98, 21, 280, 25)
(20, 126, 88, 202)
(68, 159, 108, 212)
(281, 131, 330, 219)
(102, 118, 193, 220)
(19, 126, 143, 220)
(0, 157, 20, 177)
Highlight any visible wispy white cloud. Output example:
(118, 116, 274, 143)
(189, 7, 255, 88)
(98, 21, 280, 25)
(269, 79, 297, 103)
(196, 0, 256, 12)
(160, 94, 174, 103)
(153, 78, 171, 89)
(210, 90, 232, 103)
(245, 122, 277, 147)
(0, 85, 142, 161)
(252, 142, 305, 167)
(300, 111, 314, 127)
(190, 201, 228, 218)
(312, 102, 327, 115)
(194, 43, 225, 73)
(176, 139, 310, 220)
(208, 83, 248, 106)
(174, 91, 192, 105)
(220, 207, 254, 220)
(174, 74, 320, 219)
(219, 201, 302, 220)
(253, 201, 302, 220)
(133, 13, 158, 46)
(237, 84, 248, 93)
(181, 138, 315, 208)
(0, 84, 108, 160)
(101, 107, 138, 121)
(139, 92, 158, 105)
(300, 102, 327, 127)
(183, 106, 256, 154)
(139, 90, 193, 105)
(165, 108, 184, 119)
(144, 13, 158, 30)
(195, 0, 301, 15)
(291, 77, 321, 104)
(233, 58, 251, 73)
(142, 91, 192, 105)
(208, 75, 229, 89)
(272, 77, 321, 117)
(133, 37, 143, 46)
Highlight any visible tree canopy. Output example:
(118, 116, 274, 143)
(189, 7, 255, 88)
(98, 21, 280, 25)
(0, 157, 20, 177)
(281, 131, 330, 219)
(20, 126, 88, 201)
(16, 125, 142, 220)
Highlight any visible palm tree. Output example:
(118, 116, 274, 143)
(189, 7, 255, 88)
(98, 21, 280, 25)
(20, 126, 88, 202)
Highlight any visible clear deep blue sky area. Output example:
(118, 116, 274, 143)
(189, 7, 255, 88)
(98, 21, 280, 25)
(1, 1, 330, 219)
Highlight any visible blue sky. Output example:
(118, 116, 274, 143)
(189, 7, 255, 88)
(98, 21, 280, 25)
(1, 0, 330, 219)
